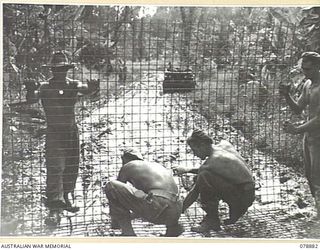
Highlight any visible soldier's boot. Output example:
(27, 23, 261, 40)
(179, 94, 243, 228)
(119, 220, 136, 236)
(44, 209, 62, 229)
(224, 203, 247, 225)
(110, 218, 120, 229)
(63, 192, 80, 213)
(191, 200, 221, 232)
(163, 223, 184, 237)
(191, 215, 221, 233)
(115, 214, 136, 236)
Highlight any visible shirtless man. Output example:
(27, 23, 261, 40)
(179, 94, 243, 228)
(174, 130, 255, 233)
(25, 51, 99, 226)
(279, 51, 320, 216)
(104, 148, 183, 237)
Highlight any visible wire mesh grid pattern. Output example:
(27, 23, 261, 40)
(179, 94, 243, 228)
(2, 4, 316, 238)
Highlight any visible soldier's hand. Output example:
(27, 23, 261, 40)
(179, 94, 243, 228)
(279, 83, 290, 96)
(283, 120, 298, 134)
(87, 79, 100, 90)
(24, 78, 39, 91)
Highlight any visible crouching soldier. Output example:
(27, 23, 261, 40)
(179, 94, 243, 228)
(24, 51, 100, 227)
(174, 129, 255, 233)
(104, 148, 183, 237)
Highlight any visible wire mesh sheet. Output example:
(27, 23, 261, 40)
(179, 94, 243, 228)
(2, 4, 314, 237)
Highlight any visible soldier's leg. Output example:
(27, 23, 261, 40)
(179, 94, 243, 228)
(63, 128, 80, 212)
(161, 199, 184, 237)
(224, 197, 248, 225)
(223, 183, 254, 225)
(45, 131, 66, 209)
(191, 171, 221, 232)
(308, 140, 320, 217)
(45, 131, 66, 227)
(304, 135, 314, 196)
(104, 180, 145, 236)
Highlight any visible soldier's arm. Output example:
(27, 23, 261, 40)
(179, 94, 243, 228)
(182, 181, 199, 212)
(280, 81, 309, 114)
(290, 84, 320, 134)
(284, 91, 306, 115)
(24, 79, 45, 104)
(173, 165, 199, 175)
(75, 79, 100, 96)
(26, 90, 40, 104)
(295, 116, 320, 134)
(294, 100, 320, 134)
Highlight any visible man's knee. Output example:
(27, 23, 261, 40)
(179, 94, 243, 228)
(197, 171, 228, 202)
(104, 180, 122, 199)
(105, 180, 132, 199)
(228, 188, 254, 215)
(197, 171, 215, 192)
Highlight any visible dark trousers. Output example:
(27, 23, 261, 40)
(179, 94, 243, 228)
(105, 180, 182, 228)
(45, 126, 79, 207)
(303, 134, 320, 197)
(197, 170, 255, 222)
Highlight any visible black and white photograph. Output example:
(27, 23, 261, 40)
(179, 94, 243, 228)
(2, 3, 320, 239)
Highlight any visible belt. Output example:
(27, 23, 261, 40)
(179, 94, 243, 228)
(149, 189, 179, 202)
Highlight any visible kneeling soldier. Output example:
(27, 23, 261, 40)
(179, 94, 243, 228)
(174, 130, 255, 232)
(104, 148, 183, 237)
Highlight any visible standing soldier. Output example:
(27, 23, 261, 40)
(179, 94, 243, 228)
(24, 51, 99, 226)
(280, 52, 320, 217)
